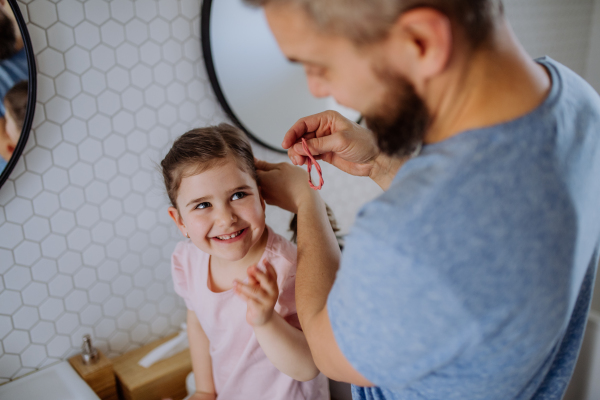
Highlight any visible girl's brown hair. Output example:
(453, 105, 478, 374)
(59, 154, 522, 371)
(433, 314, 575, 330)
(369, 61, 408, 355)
(161, 123, 257, 209)
(161, 123, 341, 247)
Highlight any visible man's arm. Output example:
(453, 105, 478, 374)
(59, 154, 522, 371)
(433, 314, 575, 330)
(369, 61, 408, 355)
(255, 159, 373, 385)
(295, 189, 374, 386)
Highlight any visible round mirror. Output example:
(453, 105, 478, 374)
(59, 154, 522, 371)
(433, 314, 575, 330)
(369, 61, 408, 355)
(201, 0, 360, 153)
(0, 0, 36, 188)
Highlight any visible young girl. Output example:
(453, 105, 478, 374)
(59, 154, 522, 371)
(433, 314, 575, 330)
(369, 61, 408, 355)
(161, 124, 330, 399)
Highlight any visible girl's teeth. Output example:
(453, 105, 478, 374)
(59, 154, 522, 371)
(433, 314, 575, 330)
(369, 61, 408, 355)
(217, 230, 241, 240)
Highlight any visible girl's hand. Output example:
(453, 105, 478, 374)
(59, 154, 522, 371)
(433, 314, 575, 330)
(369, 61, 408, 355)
(234, 261, 279, 327)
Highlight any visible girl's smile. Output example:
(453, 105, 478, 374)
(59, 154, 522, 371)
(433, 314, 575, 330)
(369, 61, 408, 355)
(211, 227, 248, 242)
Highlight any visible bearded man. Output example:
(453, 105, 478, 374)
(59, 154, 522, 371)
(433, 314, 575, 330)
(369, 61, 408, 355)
(251, 0, 600, 399)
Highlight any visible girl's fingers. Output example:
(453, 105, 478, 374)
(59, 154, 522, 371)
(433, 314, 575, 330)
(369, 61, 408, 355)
(234, 289, 250, 303)
(264, 261, 277, 280)
(234, 281, 268, 303)
(251, 269, 277, 297)
(249, 261, 277, 282)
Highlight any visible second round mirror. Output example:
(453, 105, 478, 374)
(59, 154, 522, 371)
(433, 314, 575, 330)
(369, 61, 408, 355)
(202, 0, 360, 153)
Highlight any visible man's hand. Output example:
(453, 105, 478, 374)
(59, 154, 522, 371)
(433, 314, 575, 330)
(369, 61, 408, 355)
(234, 262, 279, 327)
(283, 111, 379, 177)
(282, 111, 405, 189)
(255, 159, 318, 214)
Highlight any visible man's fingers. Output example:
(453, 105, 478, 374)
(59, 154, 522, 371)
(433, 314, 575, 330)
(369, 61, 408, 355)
(254, 158, 280, 171)
(292, 134, 345, 158)
(282, 111, 342, 149)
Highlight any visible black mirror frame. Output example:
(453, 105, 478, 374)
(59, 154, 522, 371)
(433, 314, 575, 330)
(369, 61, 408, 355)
(200, 0, 287, 153)
(0, 0, 37, 189)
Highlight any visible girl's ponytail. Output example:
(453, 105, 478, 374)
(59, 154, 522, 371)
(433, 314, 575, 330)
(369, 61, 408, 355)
(288, 204, 344, 250)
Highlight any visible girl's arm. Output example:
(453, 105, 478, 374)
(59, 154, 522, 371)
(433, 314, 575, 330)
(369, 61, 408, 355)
(254, 312, 319, 381)
(234, 263, 319, 382)
(187, 310, 217, 400)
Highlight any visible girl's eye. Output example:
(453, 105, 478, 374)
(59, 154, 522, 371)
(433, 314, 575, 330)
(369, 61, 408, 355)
(195, 202, 211, 210)
(231, 192, 246, 201)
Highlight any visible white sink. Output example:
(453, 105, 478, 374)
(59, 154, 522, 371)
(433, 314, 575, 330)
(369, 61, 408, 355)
(0, 361, 101, 400)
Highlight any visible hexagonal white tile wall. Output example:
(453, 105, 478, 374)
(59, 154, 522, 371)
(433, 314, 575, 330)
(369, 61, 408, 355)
(1, 0, 595, 384)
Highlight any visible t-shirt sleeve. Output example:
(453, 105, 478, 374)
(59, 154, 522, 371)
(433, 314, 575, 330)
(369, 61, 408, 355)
(270, 240, 302, 330)
(327, 202, 479, 390)
(278, 268, 302, 330)
(171, 241, 194, 310)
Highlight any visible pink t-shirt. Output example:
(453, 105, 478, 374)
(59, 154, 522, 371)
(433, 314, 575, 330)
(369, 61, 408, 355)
(171, 226, 330, 400)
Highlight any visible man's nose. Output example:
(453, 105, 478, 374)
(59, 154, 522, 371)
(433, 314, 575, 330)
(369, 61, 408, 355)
(307, 77, 330, 98)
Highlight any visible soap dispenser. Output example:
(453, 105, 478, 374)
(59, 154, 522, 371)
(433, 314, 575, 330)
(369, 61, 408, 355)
(82, 334, 99, 364)
(69, 335, 118, 400)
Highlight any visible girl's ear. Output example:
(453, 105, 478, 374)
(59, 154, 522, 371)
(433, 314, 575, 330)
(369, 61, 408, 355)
(168, 206, 188, 237)
(258, 186, 266, 212)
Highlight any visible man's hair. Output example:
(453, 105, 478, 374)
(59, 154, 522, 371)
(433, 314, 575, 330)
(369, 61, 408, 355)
(244, 0, 503, 48)
(0, 9, 17, 60)
(4, 80, 28, 131)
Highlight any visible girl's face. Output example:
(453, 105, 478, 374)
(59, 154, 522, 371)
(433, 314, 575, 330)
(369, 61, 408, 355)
(168, 157, 266, 262)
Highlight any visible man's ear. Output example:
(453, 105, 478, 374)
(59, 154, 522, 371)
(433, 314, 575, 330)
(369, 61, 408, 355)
(168, 206, 188, 237)
(386, 8, 452, 87)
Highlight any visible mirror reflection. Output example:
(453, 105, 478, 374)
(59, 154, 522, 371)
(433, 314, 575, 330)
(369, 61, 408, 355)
(202, 0, 360, 152)
(0, 0, 29, 177)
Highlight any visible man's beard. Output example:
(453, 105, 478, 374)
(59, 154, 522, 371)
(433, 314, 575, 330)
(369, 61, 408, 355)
(364, 70, 430, 157)
(0, 11, 17, 60)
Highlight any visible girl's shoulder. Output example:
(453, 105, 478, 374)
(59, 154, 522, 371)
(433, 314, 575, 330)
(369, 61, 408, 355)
(172, 239, 209, 270)
(264, 226, 297, 267)
(263, 226, 297, 287)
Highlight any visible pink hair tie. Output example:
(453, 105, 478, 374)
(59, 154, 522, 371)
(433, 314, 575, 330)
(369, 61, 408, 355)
(302, 138, 324, 190)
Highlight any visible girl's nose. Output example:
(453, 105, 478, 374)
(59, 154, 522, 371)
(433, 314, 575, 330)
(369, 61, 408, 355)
(215, 206, 237, 226)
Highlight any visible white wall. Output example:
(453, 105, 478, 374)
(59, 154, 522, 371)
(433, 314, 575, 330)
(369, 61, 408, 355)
(504, 0, 595, 76)
(584, 0, 600, 93)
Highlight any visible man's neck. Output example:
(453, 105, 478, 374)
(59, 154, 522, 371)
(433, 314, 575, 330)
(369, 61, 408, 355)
(424, 19, 551, 144)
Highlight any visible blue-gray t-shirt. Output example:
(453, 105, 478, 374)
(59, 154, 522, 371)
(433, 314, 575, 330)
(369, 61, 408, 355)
(327, 57, 600, 400)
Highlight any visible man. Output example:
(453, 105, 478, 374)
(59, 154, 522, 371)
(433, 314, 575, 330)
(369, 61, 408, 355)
(249, 0, 600, 399)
